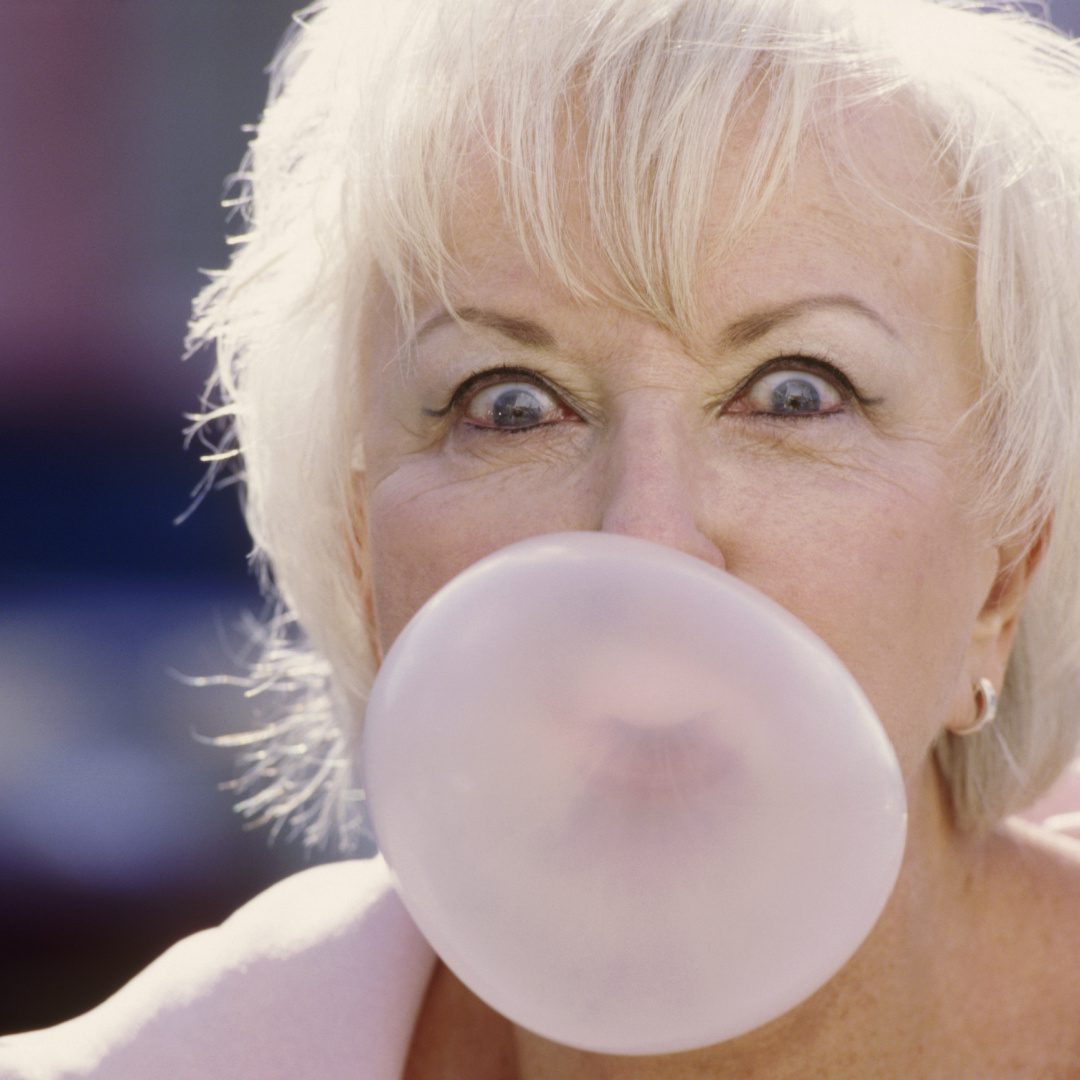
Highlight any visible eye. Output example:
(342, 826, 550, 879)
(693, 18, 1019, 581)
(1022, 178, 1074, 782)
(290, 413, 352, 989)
(433, 369, 580, 432)
(466, 382, 555, 429)
(723, 359, 853, 419)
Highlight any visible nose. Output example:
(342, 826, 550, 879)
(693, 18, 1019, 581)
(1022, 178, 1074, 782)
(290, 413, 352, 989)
(596, 410, 727, 571)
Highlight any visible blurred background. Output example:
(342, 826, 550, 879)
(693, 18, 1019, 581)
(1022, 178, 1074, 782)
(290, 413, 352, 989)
(1, 0, 326, 1035)
(2, 0, 1079, 1039)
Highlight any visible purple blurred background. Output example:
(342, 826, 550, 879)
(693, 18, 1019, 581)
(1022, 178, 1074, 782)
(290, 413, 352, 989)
(2, 0, 1079, 1038)
(1, 0, 324, 1035)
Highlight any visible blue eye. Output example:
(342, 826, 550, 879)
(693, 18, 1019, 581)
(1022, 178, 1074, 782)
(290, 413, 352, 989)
(732, 365, 845, 418)
(463, 380, 568, 430)
(768, 375, 825, 413)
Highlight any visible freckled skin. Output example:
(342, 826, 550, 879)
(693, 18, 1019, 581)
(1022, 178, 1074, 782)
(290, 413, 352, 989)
(361, 104, 1080, 1077)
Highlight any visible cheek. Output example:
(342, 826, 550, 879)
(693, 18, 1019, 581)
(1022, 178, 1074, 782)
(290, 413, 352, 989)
(727, 481, 985, 773)
(365, 458, 588, 652)
(367, 484, 479, 653)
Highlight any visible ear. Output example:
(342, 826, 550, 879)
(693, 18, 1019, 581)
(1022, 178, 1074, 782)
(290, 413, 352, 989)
(946, 516, 1050, 734)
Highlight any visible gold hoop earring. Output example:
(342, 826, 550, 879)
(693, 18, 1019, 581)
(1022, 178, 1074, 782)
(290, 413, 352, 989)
(953, 677, 997, 737)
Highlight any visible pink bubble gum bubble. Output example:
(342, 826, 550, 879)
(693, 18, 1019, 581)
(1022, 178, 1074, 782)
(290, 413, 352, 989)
(361, 532, 907, 1055)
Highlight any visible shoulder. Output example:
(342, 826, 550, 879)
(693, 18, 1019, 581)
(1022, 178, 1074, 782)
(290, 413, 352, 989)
(1019, 759, 1080, 842)
(985, 817, 1080, 1064)
(1004, 774, 1080, 969)
(0, 857, 435, 1080)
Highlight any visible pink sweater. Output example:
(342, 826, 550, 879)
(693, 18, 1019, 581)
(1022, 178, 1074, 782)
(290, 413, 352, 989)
(0, 857, 435, 1080)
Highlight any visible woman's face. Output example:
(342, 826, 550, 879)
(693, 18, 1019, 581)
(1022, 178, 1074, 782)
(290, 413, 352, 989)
(359, 106, 1017, 784)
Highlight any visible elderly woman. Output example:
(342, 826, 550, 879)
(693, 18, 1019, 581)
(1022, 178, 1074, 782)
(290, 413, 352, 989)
(4, 0, 1080, 1076)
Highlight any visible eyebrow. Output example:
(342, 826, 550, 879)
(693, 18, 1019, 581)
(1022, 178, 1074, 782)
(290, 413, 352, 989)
(411, 293, 898, 352)
(722, 294, 899, 347)
(412, 307, 557, 349)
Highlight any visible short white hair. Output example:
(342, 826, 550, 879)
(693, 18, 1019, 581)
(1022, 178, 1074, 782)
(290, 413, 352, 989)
(187, 0, 1080, 845)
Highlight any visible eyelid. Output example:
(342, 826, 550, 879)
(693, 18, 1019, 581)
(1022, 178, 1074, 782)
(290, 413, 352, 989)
(721, 354, 878, 412)
(423, 365, 578, 421)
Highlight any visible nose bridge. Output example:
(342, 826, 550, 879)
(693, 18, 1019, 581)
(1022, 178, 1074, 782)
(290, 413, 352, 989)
(598, 398, 725, 567)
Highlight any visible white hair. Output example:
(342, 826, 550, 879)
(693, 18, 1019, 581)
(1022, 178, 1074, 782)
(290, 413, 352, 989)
(187, 0, 1080, 845)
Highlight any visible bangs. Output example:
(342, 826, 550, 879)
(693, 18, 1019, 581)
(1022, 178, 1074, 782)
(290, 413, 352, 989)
(354, 0, 881, 342)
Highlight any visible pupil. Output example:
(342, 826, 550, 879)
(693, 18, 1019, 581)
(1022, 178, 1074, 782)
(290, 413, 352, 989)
(493, 388, 543, 427)
(771, 377, 821, 413)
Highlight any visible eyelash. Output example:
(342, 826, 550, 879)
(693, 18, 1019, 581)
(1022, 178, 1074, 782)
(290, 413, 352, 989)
(425, 356, 877, 429)
(423, 365, 576, 429)
(719, 354, 880, 421)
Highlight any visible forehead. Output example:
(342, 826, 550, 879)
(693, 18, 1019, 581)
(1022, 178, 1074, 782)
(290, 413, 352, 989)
(703, 102, 971, 327)
(365, 92, 973, 359)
